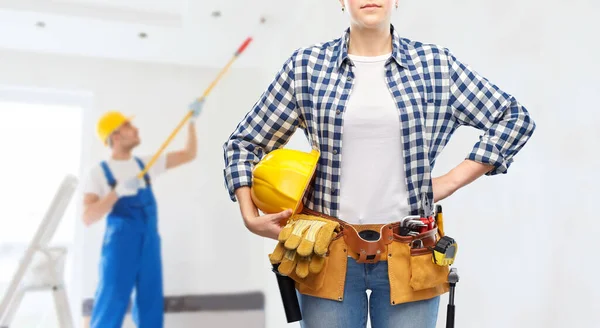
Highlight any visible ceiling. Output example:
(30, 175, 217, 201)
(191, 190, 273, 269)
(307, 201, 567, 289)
(0, 0, 349, 68)
(0, 0, 544, 70)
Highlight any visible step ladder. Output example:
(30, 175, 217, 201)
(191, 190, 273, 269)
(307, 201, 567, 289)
(0, 174, 78, 328)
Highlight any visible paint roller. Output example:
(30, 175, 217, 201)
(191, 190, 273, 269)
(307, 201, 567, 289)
(136, 35, 253, 179)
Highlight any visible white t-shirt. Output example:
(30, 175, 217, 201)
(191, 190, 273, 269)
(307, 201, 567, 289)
(83, 155, 167, 198)
(338, 53, 411, 225)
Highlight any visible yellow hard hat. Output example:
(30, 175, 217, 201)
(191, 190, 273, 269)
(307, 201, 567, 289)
(251, 148, 320, 216)
(96, 111, 134, 146)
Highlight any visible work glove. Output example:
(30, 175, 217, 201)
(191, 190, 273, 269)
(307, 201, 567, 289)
(279, 215, 340, 256)
(268, 214, 339, 278)
(114, 177, 142, 197)
(188, 98, 205, 123)
(269, 243, 327, 278)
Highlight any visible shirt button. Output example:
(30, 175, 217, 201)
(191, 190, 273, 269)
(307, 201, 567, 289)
(336, 109, 341, 115)
(333, 149, 338, 155)
(332, 189, 338, 196)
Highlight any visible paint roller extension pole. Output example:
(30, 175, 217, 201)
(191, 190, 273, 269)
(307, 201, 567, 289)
(202, 37, 253, 98)
(137, 37, 253, 179)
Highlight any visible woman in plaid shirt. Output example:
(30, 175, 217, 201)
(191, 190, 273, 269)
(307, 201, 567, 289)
(223, 1, 535, 327)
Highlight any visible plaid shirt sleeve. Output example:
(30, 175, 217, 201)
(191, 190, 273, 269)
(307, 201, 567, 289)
(222, 51, 303, 201)
(446, 49, 536, 175)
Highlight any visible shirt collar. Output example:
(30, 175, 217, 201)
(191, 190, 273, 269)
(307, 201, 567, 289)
(334, 24, 408, 70)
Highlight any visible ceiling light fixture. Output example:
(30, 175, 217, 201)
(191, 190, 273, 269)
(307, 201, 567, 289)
(211, 10, 221, 18)
(36, 21, 45, 28)
(138, 32, 148, 39)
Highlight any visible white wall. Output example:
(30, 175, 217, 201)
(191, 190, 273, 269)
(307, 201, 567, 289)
(0, 48, 277, 327)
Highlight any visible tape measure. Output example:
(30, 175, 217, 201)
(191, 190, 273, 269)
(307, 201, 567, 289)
(432, 236, 457, 266)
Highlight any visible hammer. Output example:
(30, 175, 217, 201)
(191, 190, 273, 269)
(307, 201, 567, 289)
(446, 267, 459, 328)
(272, 263, 302, 323)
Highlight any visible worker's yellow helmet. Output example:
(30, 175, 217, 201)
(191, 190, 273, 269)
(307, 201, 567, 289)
(251, 148, 320, 216)
(96, 111, 134, 146)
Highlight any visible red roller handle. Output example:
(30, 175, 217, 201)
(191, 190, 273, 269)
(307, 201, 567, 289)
(236, 37, 253, 56)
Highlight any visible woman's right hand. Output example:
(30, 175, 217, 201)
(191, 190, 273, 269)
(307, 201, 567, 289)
(234, 186, 293, 240)
(245, 209, 293, 240)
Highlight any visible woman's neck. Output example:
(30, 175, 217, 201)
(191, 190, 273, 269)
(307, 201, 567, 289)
(347, 24, 392, 57)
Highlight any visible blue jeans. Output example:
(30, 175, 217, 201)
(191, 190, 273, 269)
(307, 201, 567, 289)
(298, 257, 440, 328)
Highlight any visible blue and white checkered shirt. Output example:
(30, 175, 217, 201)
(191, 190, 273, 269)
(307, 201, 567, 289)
(223, 25, 535, 217)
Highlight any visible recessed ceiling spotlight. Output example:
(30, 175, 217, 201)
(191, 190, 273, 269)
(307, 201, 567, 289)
(211, 10, 221, 18)
(138, 32, 148, 39)
(36, 21, 45, 28)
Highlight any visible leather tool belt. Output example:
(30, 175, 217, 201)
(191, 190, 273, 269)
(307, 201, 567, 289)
(280, 208, 450, 305)
(301, 208, 437, 264)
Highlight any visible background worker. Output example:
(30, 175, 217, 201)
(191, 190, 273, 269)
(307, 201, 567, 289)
(81, 101, 203, 328)
(223, 0, 536, 327)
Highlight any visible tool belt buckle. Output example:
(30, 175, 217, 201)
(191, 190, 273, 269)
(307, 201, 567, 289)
(343, 225, 394, 264)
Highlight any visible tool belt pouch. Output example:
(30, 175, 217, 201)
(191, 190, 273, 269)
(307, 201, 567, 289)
(389, 228, 449, 296)
(269, 214, 343, 292)
(408, 243, 448, 291)
(287, 236, 346, 294)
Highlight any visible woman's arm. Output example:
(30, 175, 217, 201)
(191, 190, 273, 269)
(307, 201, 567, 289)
(223, 50, 303, 202)
(222, 51, 303, 238)
(433, 49, 536, 202)
(433, 160, 494, 202)
(234, 186, 292, 239)
(446, 48, 536, 175)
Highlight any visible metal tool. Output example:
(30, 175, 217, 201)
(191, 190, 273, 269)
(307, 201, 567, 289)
(400, 215, 422, 225)
(405, 220, 427, 229)
(446, 267, 459, 328)
(411, 239, 424, 249)
(422, 192, 434, 218)
(399, 227, 420, 236)
(418, 193, 436, 233)
(399, 215, 424, 236)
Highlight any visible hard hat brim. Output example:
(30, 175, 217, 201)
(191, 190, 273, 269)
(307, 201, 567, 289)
(250, 148, 320, 220)
(102, 115, 135, 146)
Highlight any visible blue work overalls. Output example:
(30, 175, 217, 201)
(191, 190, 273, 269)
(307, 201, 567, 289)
(90, 157, 164, 328)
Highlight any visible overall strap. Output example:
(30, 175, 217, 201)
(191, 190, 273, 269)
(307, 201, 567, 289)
(100, 161, 117, 189)
(134, 157, 151, 186)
